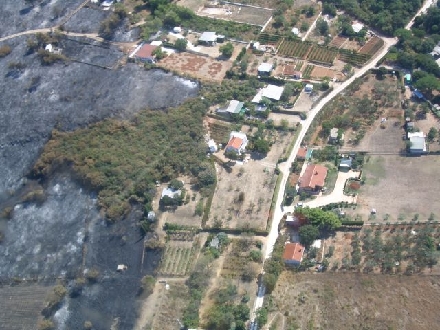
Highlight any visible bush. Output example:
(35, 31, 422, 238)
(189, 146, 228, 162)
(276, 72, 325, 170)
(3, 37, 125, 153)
(140, 275, 155, 296)
(0, 45, 12, 58)
(38, 319, 55, 330)
(219, 42, 234, 58)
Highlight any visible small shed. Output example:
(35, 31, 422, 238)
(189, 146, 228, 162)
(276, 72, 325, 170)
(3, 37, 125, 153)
(304, 84, 313, 93)
(199, 32, 217, 46)
(117, 264, 127, 272)
(210, 236, 220, 249)
(405, 74, 411, 84)
(291, 27, 299, 35)
(173, 26, 182, 33)
(207, 139, 218, 153)
(257, 63, 273, 76)
(147, 211, 156, 222)
(339, 158, 352, 171)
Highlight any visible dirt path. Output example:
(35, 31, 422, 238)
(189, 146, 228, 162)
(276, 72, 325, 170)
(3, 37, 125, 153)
(302, 11, 322, 42)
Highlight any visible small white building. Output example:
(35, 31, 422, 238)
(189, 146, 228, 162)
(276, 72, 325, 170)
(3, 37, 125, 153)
(199, 32, 217, 46)
(408, 131, 427, 155)
(352, 22, 364, 33)
(257, 62, 273, 76)
(207, 139, 218, 153)
(305, 84, 313, 93)
(173, 27, 182, 33)
(291, 27, 299, 35)
(161, 187, 181, 199)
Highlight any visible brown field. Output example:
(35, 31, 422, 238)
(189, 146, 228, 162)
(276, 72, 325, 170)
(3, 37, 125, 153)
(270, 272, 440, 330)
(198, 4, 272, 26)
(328, 36, 347, 49)
(208, 129, 296, 230)
(354, 155, 440, 220)
(359, 36, 385, 56)
(310, 65, 338, 79)
(0, 284, 53, 330)
(157, 52, 231, 82)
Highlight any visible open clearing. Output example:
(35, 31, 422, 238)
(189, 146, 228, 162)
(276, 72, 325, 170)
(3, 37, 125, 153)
(208, 129, 296, 230)
(271, 272, 440, 330)
(198, 4, 272, 26)
(355, 155, 440, 220)
(0, 284, 53, 330)
(157, 52, 231, 82)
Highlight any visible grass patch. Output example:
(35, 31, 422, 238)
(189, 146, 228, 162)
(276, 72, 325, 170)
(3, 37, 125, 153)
(323, 164, 338, 195)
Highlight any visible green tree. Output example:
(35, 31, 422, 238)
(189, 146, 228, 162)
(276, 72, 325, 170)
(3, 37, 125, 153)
(219, 42, 234, 58)
(296, 207, 341, 230)
(414, 74, 440, 96)
(253, 139, 270, 154)
(428, 127, 438, 141)
(169, 178, 183, 190)
(174, 38, 188, 51)
(316, 18, 329, 36)
(263, 273, 277, 293)
(152, 46, 167, 60)
(298, 224, 319, 247)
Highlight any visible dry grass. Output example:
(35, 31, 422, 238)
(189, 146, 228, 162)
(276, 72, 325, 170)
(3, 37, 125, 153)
(272, 271, 440, 330)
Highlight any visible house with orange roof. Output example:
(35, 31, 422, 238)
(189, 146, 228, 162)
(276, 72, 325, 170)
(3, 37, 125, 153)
(225, 131, 248, 155)
(297, 147, 307, 160)
(283, 242, 305, 266)
(298, 164, 327, 194)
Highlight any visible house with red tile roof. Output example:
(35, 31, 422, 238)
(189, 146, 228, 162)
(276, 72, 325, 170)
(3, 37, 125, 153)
(283, 65, 302, 79)
(131, 43, 158, 63)
(283, 242, 305, 266)
(298, 164, 327, 194)
(225, 131, 248, 155)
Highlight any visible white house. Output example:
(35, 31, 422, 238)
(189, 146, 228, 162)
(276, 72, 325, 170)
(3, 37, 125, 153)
(161, 187, 181, 199)
(199, 32, 217, 46)
(352, 22, 364, 33)
(252, 84, 285, 103)
(225, 131, 248, 155)
(257, 62, 273, 76)
(408, 131, 427, 155)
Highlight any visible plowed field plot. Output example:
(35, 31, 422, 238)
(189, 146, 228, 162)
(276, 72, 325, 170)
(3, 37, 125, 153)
(311, 66, 337, 79)
(328, 36, 347, 49)
(359, 36, 384, 56)
(272, 272, 440, 330)
(198, 4, 272, 26)
(158, 53, 230, 82)
(0, 284, 53, 330)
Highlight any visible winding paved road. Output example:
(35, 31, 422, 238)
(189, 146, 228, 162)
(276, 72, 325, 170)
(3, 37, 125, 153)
(251, 1, 438, 327)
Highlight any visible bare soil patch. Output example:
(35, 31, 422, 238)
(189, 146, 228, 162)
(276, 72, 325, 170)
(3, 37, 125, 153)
(157, 52, 231, 82)
(272, 272, 440, 330)
(198, 4, 272, 26)
(311, 65, 340, 80)
(328, 36, 347, 49)
(355, 155, 440, 220)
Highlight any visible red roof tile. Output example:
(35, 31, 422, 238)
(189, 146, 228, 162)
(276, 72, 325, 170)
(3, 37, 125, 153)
(299, 164, 327, 190)
(226, 136, 243, 150)
(135, 44, 157, 59)
(282, 243, 304, 262)
(283, 65, 302, 77)
(297, 147, 307, 159)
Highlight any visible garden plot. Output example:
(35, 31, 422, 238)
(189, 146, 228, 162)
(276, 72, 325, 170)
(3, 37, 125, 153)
(353, 155, 440, 221)
(198, 4, 272, 26)
(310, 66, 338, 79)
(157, 238, 200, 277)
(271, 271, 440, 330)
(157, 52, 231, 82)
(359, 36, 384, 56)
(207, 130, 296, 230)
(328, 36, 347, 48)
(0, 284, 53, 330)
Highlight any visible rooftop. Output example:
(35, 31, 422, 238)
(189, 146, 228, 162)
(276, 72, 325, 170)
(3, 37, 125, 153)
(134, 44, 158, 59)
(339, 158, 352, 167)
(297, 147, 307, 159)
(409, 135, 426, 151)
(161, 187, 181, 199)
(252, 84, 285, 102)
(258, 62, 273, 73)
(282, 242, 305, 262)
(352, 22, 364, 33)
(218, 100, 244, 114)
(199, 32, 217, 42)
(299, 164, 328, 190)
(283, 65, 301, 77)
(226, 136, 244, 150)
(330, 127, 339, 138)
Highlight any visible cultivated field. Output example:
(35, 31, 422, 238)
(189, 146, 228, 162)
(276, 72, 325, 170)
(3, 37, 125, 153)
(355, 155, 440, 220)
(0, 284, 53, 330)
(157, 52, 231, 82)
(157, 237, 200, 277)
(208, 129, 297, 230)
(311, 66, 340, 80)
(271, 272, 440, 330)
